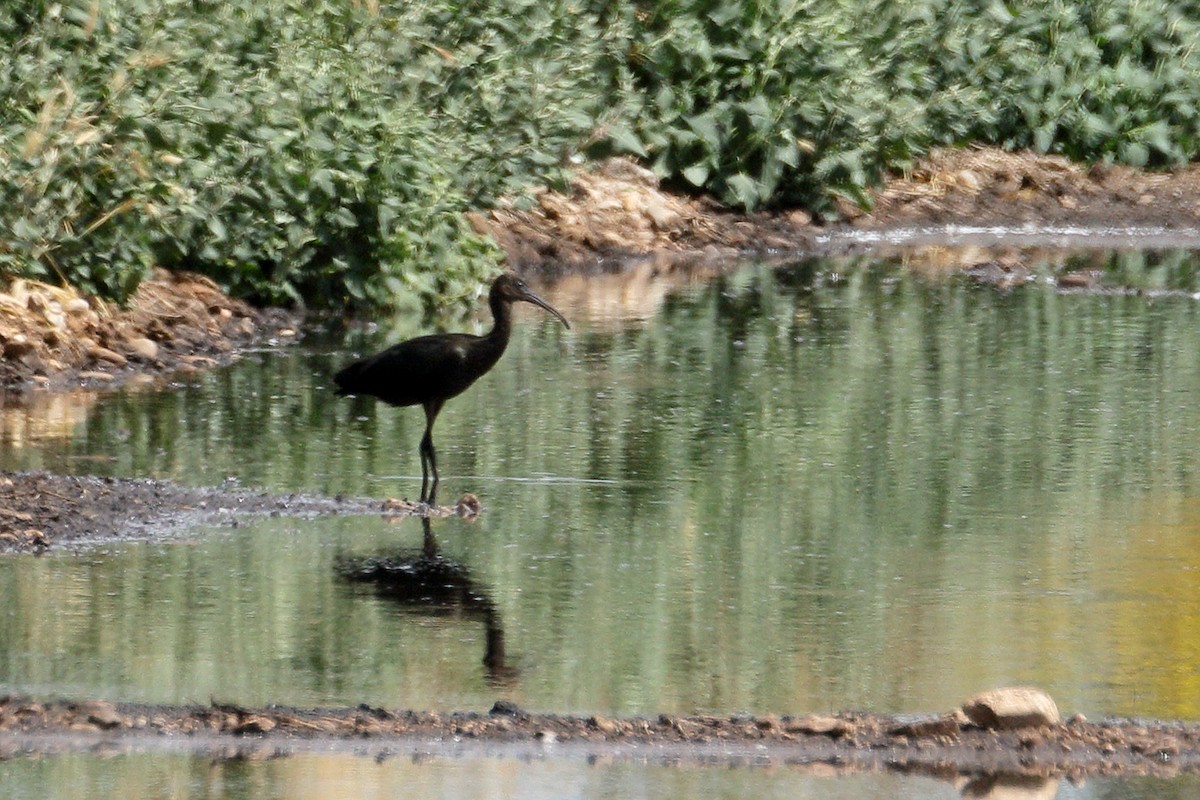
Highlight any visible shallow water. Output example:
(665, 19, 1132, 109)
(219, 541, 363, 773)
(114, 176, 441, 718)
(3, 250, 1200, 792)
(1, 749, 1198, 800)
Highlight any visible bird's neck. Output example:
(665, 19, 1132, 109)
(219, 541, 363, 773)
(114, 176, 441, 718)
(485, 292, 514, 350)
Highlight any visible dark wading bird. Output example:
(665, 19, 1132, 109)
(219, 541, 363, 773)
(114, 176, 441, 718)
(334, 273, 569, 506)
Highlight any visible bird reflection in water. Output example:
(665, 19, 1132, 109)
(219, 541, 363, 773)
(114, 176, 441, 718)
(336, 517, 516, 687)
(335, 273, 569, 508)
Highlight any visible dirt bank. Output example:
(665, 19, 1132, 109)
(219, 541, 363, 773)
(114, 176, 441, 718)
(3, 694, 1200, 781)
(472, 147, 1200, 273)
(0, 268, 298, 392)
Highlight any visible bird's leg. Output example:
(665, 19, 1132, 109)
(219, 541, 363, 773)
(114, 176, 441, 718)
(420, 401, 443, 507)
(418, 434, 431, 505)
(419, 430, 438, 506)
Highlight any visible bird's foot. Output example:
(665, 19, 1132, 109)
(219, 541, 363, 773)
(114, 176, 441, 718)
(455, 493, 481, 518)
(377, 494, 478, 518)
(381, 497, 419, 514)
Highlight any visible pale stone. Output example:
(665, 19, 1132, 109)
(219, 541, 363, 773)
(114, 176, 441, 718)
(125, 337, 159, 360)
(957, 169, 983, 193)
(589, 715, 620, 736)
(643, 200, 681, 231)
(786, 208, 813, 226)
(961, 687, 1061, 730)
(88, 344, 127, 366)
(65, 297, 91, 315)
(79, 700, 122, 729)
(784, 714, 855, 737)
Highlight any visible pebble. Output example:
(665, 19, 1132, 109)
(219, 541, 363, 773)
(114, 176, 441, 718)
(125, 337, 159, 360)
(88, 344, 127, 366)
(78, 700, 122, 729)
(589, 715, 619, 735)
(785, 714, 855, 738)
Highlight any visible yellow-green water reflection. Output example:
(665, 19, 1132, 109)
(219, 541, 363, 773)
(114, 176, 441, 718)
(2, 255, 1200, 721)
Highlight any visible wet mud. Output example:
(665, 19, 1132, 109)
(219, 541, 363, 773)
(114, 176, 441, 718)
(0, 469, 478, 554)
(3, 694, 1200, 781)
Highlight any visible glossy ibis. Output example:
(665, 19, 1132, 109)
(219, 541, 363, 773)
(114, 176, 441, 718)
(334, 273, 570, 506)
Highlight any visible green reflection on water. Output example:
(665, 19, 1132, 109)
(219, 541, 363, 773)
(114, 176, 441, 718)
(3, 256, 1200, 720)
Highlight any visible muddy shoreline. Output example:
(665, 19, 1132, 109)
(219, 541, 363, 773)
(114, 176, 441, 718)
(473, 148, 1200, 276)
(0, 470, 367, 553)
(0, 470, 480, 553)
(3, 694, 1200, 780)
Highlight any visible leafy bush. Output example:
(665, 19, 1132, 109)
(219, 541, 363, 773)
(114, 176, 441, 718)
(595, 0, 916, 211)
(0, 0, 605, 308)
(593, 0, 1200, 212)
(4, 0, 1200, 308)
(918, 0, 1200, 167)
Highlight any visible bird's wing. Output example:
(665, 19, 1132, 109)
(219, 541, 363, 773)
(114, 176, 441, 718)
(335, 334, 475, 406)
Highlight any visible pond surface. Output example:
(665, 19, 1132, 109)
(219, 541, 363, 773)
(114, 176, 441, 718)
(2, 250, 1200, 794)
(2, 748, 1199, 800)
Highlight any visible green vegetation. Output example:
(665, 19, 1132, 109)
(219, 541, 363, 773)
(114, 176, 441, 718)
(0, 0, 603, 308)
(4, 0, 1200, 309)
(611, 0, 1200, 209)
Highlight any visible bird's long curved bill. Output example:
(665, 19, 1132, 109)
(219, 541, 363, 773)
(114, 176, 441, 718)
(520, 289, 571, 330)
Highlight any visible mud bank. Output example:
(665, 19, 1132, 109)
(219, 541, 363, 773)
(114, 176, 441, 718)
(2, 694, 1200, 781)
(0, 470, 477, 553)
(0, 269, 298, 392)
(472, 147, 1200, 274)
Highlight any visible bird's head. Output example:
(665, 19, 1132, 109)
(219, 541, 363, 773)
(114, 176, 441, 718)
(491, 273, 570, 329)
